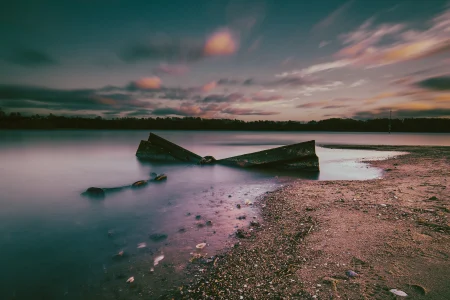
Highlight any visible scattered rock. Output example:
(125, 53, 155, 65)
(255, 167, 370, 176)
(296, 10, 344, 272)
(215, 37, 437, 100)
(206, 220, 213, 226)
(195, 215, 201, 220)
(107, 230, 115, 237)
(250, 220, 260, 227)
(149, 233, 168, 242)
(390, 289, 407, 297)
(137, 242, 147, 249)
(196, 242, 207, 249)
(236, 204, 241, 209)
(237, 215, 247, 220)
(178, 228, 186, 233)
(126, 276, 134, 283)
(346, 270, 359, 278)
(228, 195, 232, 198)
(429, 196, 438, 200)
(235, 229, 250, 238)
(154, 254, 164, 266)
(197, 223, 205, 228)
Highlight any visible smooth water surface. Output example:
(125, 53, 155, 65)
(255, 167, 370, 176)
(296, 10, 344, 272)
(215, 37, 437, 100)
(0, 130, 446, 299)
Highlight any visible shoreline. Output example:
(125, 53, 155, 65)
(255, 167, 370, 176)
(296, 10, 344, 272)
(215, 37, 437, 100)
(167, 145, 449, 299)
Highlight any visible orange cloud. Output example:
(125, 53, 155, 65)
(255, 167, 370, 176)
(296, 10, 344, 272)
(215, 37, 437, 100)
(133, 77, 162, 90)
(202, 81, 217, 92)
(204, 29, 238, 56)
(434, 94, 450, 102)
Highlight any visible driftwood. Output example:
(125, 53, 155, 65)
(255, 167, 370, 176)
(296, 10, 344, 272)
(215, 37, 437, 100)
(136, 133, 319, 171)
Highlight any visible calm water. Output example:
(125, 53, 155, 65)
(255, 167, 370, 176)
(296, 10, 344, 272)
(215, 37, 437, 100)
(0, 131, 447, 299)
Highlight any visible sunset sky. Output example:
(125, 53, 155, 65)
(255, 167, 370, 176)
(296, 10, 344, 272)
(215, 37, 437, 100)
(0, 0, 449, 121)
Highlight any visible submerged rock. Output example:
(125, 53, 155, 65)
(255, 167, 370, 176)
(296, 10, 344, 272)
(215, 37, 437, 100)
(149, 233, 168, 242)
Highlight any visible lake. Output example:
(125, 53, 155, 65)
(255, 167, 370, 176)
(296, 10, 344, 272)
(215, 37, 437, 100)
(0, 130, 448, 299)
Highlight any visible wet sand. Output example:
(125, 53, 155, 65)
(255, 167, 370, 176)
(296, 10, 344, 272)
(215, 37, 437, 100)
(169, 145, 450, 299)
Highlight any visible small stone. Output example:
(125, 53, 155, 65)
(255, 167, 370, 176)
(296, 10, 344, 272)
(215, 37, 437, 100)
(236, 204, 241, 209)
(195, 215, 201, 220)
(429, 196, 438, 200)
(346, 270, 358, 278)
(206, 220, 213, 226)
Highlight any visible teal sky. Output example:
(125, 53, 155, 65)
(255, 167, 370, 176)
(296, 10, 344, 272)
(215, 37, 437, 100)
(0, 0, 449, 120)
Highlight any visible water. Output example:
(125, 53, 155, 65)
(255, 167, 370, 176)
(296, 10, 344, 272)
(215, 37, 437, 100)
(0, 130, 447, 299)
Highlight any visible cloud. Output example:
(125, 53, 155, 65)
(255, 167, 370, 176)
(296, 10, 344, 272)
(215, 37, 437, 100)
(217, 76, 318, 88)
(201, 93, 245, 103)
(120, 28, 238, 63)
(277, 60, 352, 77)
(353, 107, 450, 119)
(285, 7, 450, 76)
(204, 29, 238, 56)
(126, 109, 153, 117)
(312, 0, 353, 31)
(350, 79, 367, 87)
(296, 101, 328, 108)
(0, 84, 158, 113)
(153, 64, 189, 75)
(221, 108, 279, 115)
(5, 48, 57, 67)
(416, 75, 450, 91)
(202, 81, 217, 92)
(319, 41, 331, 48)
(129, 77, 162, 90)
(152, 102, 278, 117)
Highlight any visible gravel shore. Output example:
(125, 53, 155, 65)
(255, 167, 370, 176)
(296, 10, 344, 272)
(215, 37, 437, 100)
(167, 145, 450, 299)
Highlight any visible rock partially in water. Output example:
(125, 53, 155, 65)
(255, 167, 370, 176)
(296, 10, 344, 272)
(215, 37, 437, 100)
(83, 187, 105, 198)
(154, 174, 167, 181)
(149, 233, 168, 242)
(132, 180, 148, 187)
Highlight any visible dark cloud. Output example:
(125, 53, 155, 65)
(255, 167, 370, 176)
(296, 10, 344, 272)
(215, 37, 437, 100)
(323, 105, 348, 109)
(153, 64, 189, 75)
(120, 40, 205, 63)
(353, 108, 450, 119)
(221, 108, 279, 115)
(216, 76, 318, 87)
(296, 102, 326, 108)
(416, 75, 450, 91)
(5, 49, 57, 67)
(126, 109, 153, 117)
(0, 84, 155, 112)
(201, 93, 245, 103)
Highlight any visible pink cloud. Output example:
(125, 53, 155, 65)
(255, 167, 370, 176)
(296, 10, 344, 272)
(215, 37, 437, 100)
(202, 81, 217, 92)
(204, 29, 238, 56)
(132, 77, 162, 90)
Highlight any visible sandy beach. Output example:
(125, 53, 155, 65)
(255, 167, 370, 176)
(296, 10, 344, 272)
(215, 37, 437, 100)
(168, 145, 450, 299)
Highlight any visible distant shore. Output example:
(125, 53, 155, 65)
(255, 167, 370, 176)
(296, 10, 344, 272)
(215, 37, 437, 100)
(168, 145, 450, 299)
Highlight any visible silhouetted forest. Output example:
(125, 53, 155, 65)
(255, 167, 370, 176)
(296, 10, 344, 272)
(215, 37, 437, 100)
(0, 110, 449, 132)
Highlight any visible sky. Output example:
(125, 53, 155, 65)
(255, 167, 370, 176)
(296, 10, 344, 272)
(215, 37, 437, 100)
(0, 0, 449, 121)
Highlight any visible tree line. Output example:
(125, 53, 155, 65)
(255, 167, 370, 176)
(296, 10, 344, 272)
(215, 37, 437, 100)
(0, 110, 449, 132)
